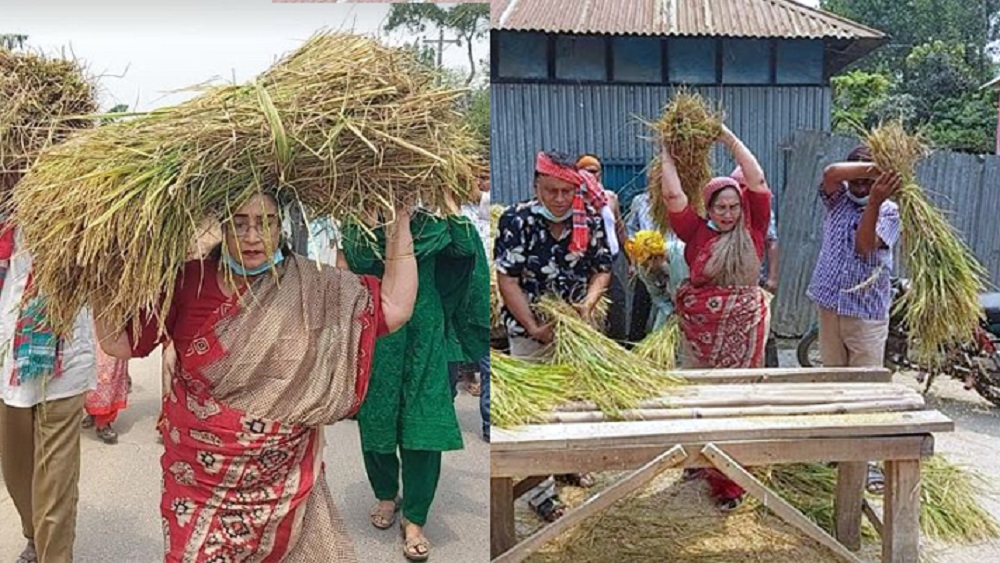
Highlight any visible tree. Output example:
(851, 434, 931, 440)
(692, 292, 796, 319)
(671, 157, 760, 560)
(384, 3, 489, 85)
(466, 85, 489, 151)
(0, 34, 28, 50)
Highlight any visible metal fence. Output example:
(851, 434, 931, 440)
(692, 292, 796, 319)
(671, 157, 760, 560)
(774, 130, 1000, 336)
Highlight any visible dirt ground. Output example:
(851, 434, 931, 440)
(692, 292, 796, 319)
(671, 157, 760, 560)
(512, 342, 1000, 563)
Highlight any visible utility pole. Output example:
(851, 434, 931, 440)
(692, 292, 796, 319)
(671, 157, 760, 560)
(422, 28, 460, 68)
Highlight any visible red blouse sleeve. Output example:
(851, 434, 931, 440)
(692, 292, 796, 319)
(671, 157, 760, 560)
(746, 189, 772, 239)
(667, 205, 704, 243)
(127, 274, 182, 358)
(0, 224, 14, 260)
(348, 274, 389, 417)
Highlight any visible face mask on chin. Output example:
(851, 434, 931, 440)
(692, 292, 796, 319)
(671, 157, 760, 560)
(532, 203, 572, 223)
(845, 189, 870, 207)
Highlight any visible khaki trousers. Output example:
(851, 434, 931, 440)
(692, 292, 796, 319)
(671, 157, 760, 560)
(817, 307, 890, 368)
(0, 394, 85, 563)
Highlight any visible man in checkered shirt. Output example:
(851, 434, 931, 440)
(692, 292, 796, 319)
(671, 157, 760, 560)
(807, 145, 902, 493)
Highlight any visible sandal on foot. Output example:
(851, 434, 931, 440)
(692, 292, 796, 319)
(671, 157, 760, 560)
(400, 518, 430, 561)
(718, 494, 746, 512)
(467, 381, 481, 397)
(96, 425, 119, 445)
(531, 497, 565, 523)
(866, 464, 885, 495)
(370, 498, 401, 530)
(81, 415, 95, 429)
(17, 541, 37, 563)
(556, 472, 594, 488)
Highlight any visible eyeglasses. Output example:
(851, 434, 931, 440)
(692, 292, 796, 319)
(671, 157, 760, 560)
(710, 204, 741, 217)
(231, 216, 281, 238)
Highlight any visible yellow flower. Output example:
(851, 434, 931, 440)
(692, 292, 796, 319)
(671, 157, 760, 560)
(625, 230, 666, 266)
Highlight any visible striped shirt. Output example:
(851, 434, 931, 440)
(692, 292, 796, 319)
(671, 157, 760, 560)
(807, 184, 901, 321)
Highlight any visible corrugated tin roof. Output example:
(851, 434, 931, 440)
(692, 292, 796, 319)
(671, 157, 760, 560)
(491, 0, 884, 40)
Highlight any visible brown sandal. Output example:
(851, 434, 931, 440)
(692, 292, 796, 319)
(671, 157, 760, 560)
(467, 381, 481, 397)
(400, 517, 430, 561)
(370, 497, 401, 530)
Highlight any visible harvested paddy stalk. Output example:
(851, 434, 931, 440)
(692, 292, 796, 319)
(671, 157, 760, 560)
(647, 91, 723, 228)
(491, 350, 571, 428)
(753, 456, 1000, 544)
(0, 48, 97, 196)
(865, 122, 987, 367)
(12, 32, 483, 336)
(535, 295, 682, 417)
(632, 316, 680, 371)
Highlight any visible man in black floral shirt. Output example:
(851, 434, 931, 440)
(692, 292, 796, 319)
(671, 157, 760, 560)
(495, 151, 614, 358)
(494, 151, 613, 522)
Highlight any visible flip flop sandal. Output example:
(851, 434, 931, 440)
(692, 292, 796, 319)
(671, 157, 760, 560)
(718, 494, 746, 512)
(17, 542, 37, 563)
(468, 381, 481, 397)
(866, 464, 886, 495)
(81, 415, 95, 429)
(556, 472, 595, 488)
(532, 497, 565, 523)
(400, 517, 431, 561)
(96, 425, 119, 445)
(370, 498, 401, 530)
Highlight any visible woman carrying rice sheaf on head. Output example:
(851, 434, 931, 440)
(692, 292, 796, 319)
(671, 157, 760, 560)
(94, 192, 418, 562)
(339, 204, 489, 562)
(660, 123, 772, 511)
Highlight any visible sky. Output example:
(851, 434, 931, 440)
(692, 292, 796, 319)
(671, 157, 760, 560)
(0, 0, 489, 111)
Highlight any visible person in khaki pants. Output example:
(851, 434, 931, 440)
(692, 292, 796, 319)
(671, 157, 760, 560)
(806, 145, 902, 493)
(0, 227, 97, 563)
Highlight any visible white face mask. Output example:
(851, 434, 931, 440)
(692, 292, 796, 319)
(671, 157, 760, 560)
(845, 189, 870, 207)
(532, 203, 572, 223)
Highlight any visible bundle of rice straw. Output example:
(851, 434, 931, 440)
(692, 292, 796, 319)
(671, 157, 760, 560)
(491, 350, 571, 428)
(535, 295, 682, 417)
(490, 204, 505, 339)
(865, 121, 988, 367)
(631, 316, 680, 371)
(0, 48, 97, 196)
(753, 456, 1000, 544)
(12, 32, 483, 336)
(646, 90, 723, 229)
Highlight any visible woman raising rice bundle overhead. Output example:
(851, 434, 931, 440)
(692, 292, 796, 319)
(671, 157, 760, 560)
(660, 124, 772, 511)
(93, 192, 417, 562)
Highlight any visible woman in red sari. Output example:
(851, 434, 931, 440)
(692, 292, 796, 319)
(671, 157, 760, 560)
(661, 124, 772, 510)
(95, 193, 417, 562)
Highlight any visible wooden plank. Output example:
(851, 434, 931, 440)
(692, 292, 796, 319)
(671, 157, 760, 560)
(492, 435, 932, 477)
(491, 410, 954, 453)
(546, 398, 926, 423)
(862, 499, 884, 538)
(492, 446, 688, 563)
(554, 382, 920, 412)
(491, 478, 515, 559)
(702, 444, 864, 563)
(679, 367, 892, 384)
(882, 459, 922, 563)
(835, 462, 867, 551)
(513, 476, 547, 500)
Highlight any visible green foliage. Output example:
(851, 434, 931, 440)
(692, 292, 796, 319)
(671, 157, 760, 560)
(384, 3, 488, 85)
(467, 85, 489, 151)
(822, 1, 1000, 153)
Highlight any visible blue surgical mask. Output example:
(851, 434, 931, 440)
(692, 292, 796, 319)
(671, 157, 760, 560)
(532, 203, 572, 223)
(223, 248, 285, 276)
(845, 190, 871, 207)
(707, 220, 721, 232)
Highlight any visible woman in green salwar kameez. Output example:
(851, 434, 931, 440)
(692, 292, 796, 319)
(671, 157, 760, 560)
(341, 211, 489, 561)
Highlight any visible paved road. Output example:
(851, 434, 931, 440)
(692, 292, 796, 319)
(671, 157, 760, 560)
(0, 350, 490, 562)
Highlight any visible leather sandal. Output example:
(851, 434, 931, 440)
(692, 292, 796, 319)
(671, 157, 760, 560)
(400, 517, 430, 561)
(16, 541, 37, 563)
(370, 497, 401, 530)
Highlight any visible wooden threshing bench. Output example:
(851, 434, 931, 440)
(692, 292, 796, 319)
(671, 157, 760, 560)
(490, 367, 954, 563)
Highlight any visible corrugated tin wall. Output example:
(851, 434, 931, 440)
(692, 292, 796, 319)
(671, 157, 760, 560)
(777, 130, 1000, 336)
(490, 83, 832, 209)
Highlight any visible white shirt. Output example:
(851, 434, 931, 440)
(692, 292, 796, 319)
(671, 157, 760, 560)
(307, 217, 341, 267)
(0, 229, 96, 408)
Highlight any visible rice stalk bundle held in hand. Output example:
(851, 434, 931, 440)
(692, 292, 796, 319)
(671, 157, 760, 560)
(535, 295, 682, 417)
(632, 316, 680, 371)
(646, 90, 723, 227)
(12, 32, 483, 336)
(0, 48, 97, 196)
(491, 350, 572, 428)
(865, 122, 987, 367)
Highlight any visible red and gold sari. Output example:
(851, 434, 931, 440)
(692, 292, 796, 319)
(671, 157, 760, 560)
(132, 256, 385, 562)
